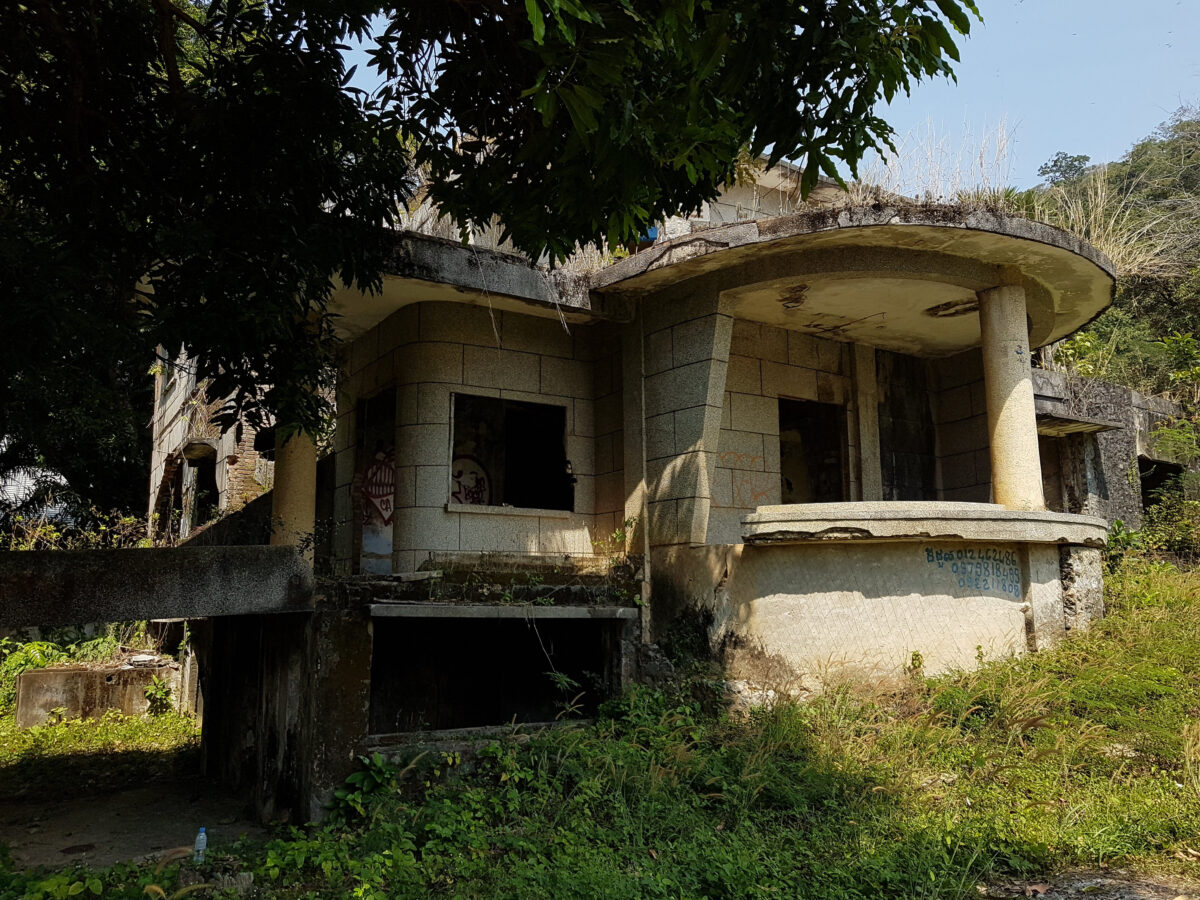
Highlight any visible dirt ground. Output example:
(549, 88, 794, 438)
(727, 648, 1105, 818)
(0, 777, 267, 870)
(984, 870, 1200, 899)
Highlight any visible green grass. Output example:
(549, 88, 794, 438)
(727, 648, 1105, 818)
(0, 625, 199, 803)
(3, 558, 1200, 899)
(0, 711, 199, 802)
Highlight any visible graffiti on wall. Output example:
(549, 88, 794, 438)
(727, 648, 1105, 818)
(359, 446, 394, 573)
(451, 455, 491, 505)
(923, 546, 1022, 599)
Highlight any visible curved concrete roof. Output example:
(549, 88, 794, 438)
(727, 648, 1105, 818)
(328, 232, 623, 340)
(591, 205, 1115, 356)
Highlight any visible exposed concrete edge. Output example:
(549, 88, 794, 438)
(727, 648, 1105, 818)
(368, 602, 638, 619)
(0, 546, 314, 629)
(382, 231, 563, 303)
(590, 204, 1116, 291)
(742, 502, 1108, 547)
(382, 231, 634, 321)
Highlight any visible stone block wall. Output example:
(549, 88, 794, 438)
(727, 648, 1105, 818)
(706, 320, 855, 544)
(590, 322, 627, 546)
(1033, 368, 1155, 527)
(332, 301, 619, 574)
(928, 350, 992, 502)
(217, 425, 273, 511)
(640, 290, 732, 547)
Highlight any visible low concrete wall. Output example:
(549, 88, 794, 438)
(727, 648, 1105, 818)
(722, 541, 1031, 686)
(15, 665, 182, 728)
(650, 503, 1108, 692)
(0, 546, 314, 629)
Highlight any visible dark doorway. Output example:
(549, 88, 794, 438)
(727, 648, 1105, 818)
(1140, 456, 1184, 509)
(779, 398, 848, 503)
(190, 459, 219, 529)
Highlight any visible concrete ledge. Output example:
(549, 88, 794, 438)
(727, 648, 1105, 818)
(445, 502, 572, 519)
(368, 602, 638, 619)
(592, 205, 1115, 291)
(742, 501, 1107, 547)
(0, 546, 314, 629)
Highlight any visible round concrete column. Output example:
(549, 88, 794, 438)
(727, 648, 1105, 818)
(978, 284, 1044, 511)
(271, 429, 318, 555)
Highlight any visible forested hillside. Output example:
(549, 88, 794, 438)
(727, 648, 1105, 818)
(1037, 107, 1200, 404)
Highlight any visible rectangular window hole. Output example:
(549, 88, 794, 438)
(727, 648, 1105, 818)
(451, 395, 574, 511)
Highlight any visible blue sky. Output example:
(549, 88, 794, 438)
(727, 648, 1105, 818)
(882, 0, 1200, 187)
(343, 0, 1198, 189)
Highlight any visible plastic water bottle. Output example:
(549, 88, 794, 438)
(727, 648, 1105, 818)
(193, 827, 207, 864)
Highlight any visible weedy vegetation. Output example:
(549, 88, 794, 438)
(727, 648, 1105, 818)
(1, 558, 1198, 898)
(0, 626, 199, 803)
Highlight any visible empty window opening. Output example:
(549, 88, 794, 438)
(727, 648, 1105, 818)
(1140, 456, 1184, 510)
(369, 618, 617, 733)
(779, 398, 847, 503)
(452, 395, 574, 511)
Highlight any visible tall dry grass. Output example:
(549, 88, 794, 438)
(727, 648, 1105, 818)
(1032, 166, 1182, 278)
(841, 118, 1018, 211)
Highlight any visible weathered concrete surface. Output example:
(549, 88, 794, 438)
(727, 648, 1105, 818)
(329, 231, 630, 341)
(721, 540, 1032, 686)
(0, 546, 314, 629)
(1033, 368, 1181, 528)
(590, 205, 1115, 356)
(15, 664, 181, 728)
(979, 282, 1045, 511)
(743, 502, 1108, 547)
(1061, 545, 1105, 633)
(199, 606, 372, 823)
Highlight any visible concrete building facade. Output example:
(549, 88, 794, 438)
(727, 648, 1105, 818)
(19, 198, 1185, 822)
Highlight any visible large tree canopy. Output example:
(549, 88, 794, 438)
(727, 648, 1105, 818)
(0, 0, 979, 516)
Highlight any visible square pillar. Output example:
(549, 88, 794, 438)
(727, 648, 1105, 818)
(852, 344, 883, 501)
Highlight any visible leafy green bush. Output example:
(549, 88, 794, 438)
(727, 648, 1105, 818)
(0, 641, 67, 711)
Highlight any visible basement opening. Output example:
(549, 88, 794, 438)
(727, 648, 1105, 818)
(368, 615, 624, 734)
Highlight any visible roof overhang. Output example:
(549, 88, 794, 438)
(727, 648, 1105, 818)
(329, 232, 627, 341)
(591, 205, 1115, 357)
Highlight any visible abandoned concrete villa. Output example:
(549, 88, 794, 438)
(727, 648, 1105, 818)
(1, 191, 1184, 821)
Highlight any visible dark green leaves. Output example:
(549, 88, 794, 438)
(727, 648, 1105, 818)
(0, 0, 979, 515)
(372, 0, 979, 262)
